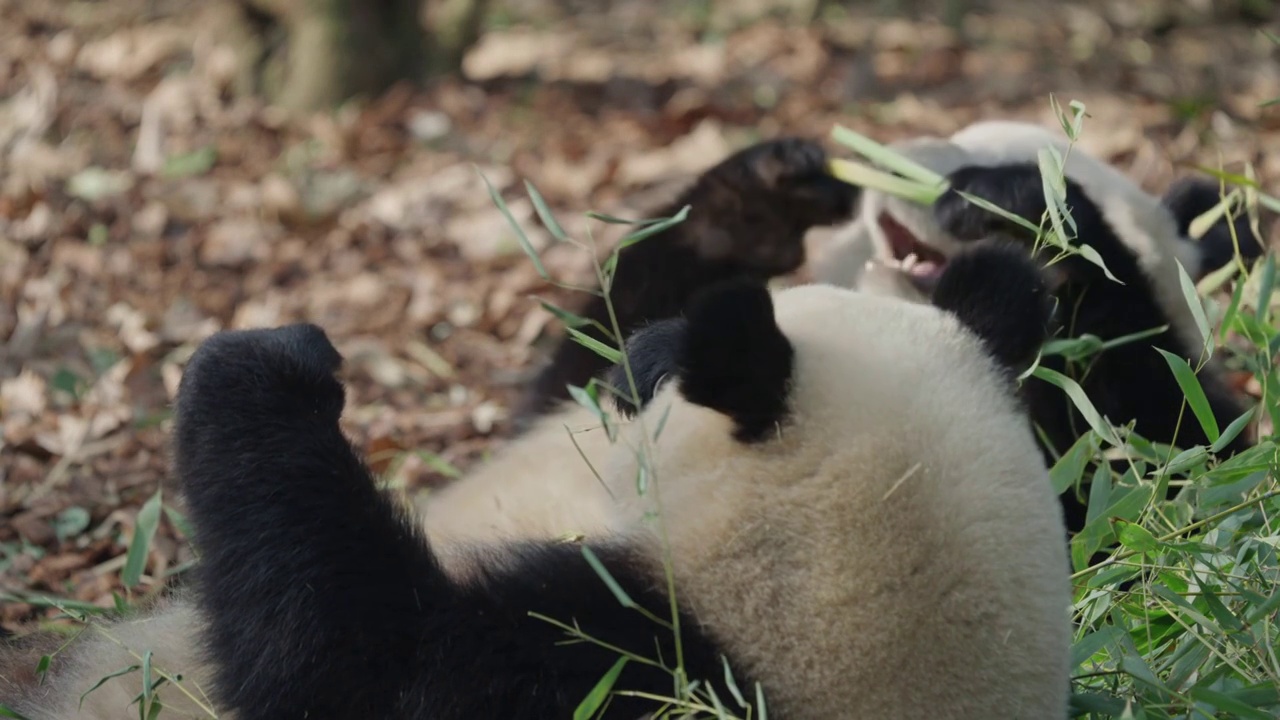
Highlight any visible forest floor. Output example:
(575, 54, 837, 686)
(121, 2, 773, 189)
(1, 0, 1277, 630)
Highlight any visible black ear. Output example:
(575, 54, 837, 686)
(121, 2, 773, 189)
(931, 243, 1052, 373)
(677, 279, 793, 442)
(1162, 177, 1266, 276)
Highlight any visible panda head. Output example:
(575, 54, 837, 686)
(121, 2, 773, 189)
(816, 135, 971, 303)
(816, 119, 1253, 306)
(602, 242, 1053, 524)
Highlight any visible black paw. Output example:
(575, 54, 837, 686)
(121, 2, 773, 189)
(737, 137, 830, 189)
(735, 137, 858, 223)
(934, 164, 1048, 243)
(177, 323, 346, 421)
(932, 243, 1052, 373)
(680, 138, 858, 273)
(1162, 177, 1266, 275)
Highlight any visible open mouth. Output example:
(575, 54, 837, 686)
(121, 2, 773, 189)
(877, 211, 948, 295)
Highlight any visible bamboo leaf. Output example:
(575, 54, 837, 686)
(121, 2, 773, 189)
(1155, 348, 1220, 444)
(830, 125, 947, 186)
(477, 168, 548, 279)
(122, 490, 162, 588)
(524, 180, 569, 241)
(574, 657, 629, 720)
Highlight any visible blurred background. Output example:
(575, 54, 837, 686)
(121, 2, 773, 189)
(0, 0, 1277, 627)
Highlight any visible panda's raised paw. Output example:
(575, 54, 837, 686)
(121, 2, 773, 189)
(738, 137, 829, 188)
(718, 137, 857, 216)
(177, 323, 346, 420)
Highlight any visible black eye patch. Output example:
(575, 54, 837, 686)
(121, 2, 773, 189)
(607, 317, 688, 418)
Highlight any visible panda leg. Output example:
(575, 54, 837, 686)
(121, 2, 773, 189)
(173, 324, 726, 719)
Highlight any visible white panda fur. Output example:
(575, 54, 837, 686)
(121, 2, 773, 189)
(419, 403, 620, 575)
(594, 282, 1072, 719)
(0, 597, 214, 719)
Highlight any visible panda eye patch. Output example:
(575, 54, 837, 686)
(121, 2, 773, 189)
(608, 318, 687, 417)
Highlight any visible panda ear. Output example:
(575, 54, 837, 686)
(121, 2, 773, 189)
(931, 243, 1053, 373)
(678, 279, 793, 442)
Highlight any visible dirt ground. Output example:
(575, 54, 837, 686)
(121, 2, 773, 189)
(1, 0, 1277, 630)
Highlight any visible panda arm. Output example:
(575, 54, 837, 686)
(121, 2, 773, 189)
(172, 324, 449, 717)
(518, 138, 858, 421)
(172, 325, 723, 718)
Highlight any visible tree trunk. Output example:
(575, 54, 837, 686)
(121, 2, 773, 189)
(241, 0, 490, 112)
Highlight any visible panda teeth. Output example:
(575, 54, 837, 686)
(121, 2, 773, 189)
(900, 253, 920, 273)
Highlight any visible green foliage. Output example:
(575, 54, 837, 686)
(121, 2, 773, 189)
(1065, 245, 1280, 718)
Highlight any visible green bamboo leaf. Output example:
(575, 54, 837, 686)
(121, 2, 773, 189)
(1155, 348, 1219, 443)
(524, 180, 568, 241)
(1031, 366, 1120, 446)
(1188, 188, 1240, 240)
(827, 158, 945, 205)
(616, 205, 690, 250)
(584, 211, 668, 225)
(581, 545, 636, 609)
(566, 328, 622, 364)
(477, 168, 548, 279)
(573, 656, 629, 720)
(953, 191, 1042, 235)
(830, 125, 947, 186)
(1211, 407, 1255, 454)
(1076, 244, 1122, 285)
(537, 299, 615, 338)
(1187, 687, 1274, 720)
(1038, 145, 1076, 236)
(79, 665, 141, 709)
(568, 382, 606, 426)
(122, 490, 162, 588)
(1196, 255, 1242, 297)
(1175, 259, 1212, 356)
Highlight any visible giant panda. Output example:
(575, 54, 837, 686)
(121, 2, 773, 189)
(141, 243, 1066, 719)
(814, 119, 1266, 533)
(0, 137, 861, 718)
